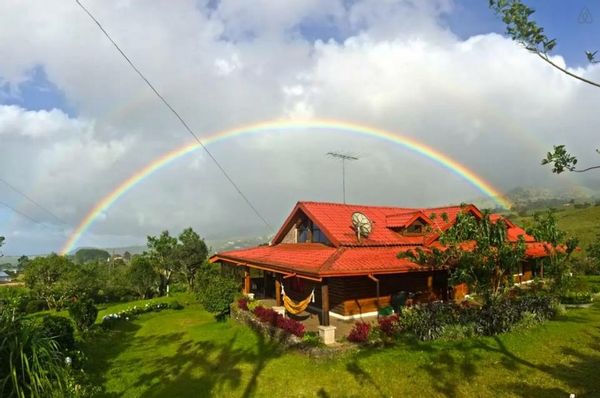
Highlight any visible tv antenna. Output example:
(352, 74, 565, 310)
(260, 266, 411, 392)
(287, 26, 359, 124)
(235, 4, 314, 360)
(327, 152, 359, 203)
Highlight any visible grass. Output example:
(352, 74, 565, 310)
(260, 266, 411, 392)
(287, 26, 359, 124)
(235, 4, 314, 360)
(82, 298, 600, 398)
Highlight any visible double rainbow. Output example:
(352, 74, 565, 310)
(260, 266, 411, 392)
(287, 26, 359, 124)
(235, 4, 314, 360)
(60, 119, 511, 254)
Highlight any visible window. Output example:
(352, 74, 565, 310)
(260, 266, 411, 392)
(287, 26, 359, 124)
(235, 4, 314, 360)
(313, 225, 330, 244)
(406, 223, 423, 234)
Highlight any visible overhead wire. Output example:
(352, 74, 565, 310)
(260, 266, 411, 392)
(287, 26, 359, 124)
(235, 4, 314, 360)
(74, 0, 274, 232)
(0, 199, 43, 225)
(0, 176, 66, 225)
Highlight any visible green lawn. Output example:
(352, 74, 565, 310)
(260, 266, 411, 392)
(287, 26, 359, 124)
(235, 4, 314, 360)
(83, 298, 600, 398)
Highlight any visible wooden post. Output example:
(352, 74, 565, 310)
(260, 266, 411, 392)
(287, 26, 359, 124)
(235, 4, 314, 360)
(243, 267, 251, 295)
(321, 278, 330, 326)
(275, 277, 282, 306)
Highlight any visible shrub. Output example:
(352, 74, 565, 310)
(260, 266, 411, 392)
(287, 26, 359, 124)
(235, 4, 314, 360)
(252, 306, 279, 325)
(68, 299, 98, 331)
(302, 332, 322, 347)
(400, 302, 456, 341)
(347, 322, 371, 343)
(238, 297, 249, 311)
(476, 298, 522, 336)
(251, 306, 305, 337)
(276, 316, 305, 337)
(516, 294, 558, 320)
(560, 291, 593, 304)
(1, 312, 69, 397)
(31, 315, 76, 351)
(514, 311, 541, 330)
(168, 300, 184, 310)
(196, 268, 239, 314)
(440, 323, 477, 340)
(25, 299, 48, 314)
(377, 314, 400, 338)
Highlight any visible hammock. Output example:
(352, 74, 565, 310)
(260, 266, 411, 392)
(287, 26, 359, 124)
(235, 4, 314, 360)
(281, 285, 315, 315)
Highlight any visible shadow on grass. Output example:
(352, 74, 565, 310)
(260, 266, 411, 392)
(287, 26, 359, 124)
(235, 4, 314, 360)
(347, 304, 600, 398)
(101, 322, 284, 397)
(81, 322, 142, 398)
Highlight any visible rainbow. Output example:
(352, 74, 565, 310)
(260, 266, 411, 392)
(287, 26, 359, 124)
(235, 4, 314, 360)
(60, 119, 512, 254)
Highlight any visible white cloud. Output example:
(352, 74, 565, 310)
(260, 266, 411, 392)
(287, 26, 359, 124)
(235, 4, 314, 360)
(0, 0, 598, 254)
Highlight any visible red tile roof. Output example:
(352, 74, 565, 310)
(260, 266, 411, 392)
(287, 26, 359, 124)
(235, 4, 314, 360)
(210, 201, 551, 278)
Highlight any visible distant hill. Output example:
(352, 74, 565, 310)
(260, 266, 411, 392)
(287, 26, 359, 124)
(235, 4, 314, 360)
(70, 234, 273, 257)
(472, 185, 600, 213)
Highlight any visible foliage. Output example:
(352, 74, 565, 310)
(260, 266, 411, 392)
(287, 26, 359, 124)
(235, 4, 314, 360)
(347, 321, 371, 343)
(29, 315, 76, 352)
(24, 254, 76, 310)
(527, 209, 578, 290)
(237, 297, 249, 311)
(301, 332, 322, 347)
(376, 314, 401, 338)
(0, 307, 68, 397)
(251, 306, 304, 337)
(74, 248, 110, 264)
(399, 302, 458, 341)
(147, 230, 179, 296)
(176, 228, 209, 290)
(196, 265, 239, 314)
(401, 209, 526, 296)
(68, 299, 98, 332)
(127, 254, 159, 299)
(16, 256, 30, 272)
(440, 323, 478, 340)
(560, 291, 593, 305)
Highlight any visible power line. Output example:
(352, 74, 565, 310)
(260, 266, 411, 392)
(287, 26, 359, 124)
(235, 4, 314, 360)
(327, 152, 359, 204)
(0, 199, 42, 225)
(74, 0, 274, 232)
(0, 176, 65, 225)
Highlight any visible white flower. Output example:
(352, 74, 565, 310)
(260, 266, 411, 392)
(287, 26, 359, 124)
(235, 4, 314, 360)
(65, 356, 72, 366)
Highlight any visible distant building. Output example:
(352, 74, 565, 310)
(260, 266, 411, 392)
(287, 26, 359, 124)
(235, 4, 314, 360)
(0, 270, 12, 283)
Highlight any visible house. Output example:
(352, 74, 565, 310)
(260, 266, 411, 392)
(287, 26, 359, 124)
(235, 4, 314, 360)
(209, 201, 548, 327)
(0, 270, 12, 283)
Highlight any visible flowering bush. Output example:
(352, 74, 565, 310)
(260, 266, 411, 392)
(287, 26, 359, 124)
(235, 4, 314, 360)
(276, 316, 305, 337)
(347, 321, 371, 343)
(253, 306, 279, 325)
(238, 298, 249, 311)
(377, 314, 400, 338)
(251, 306, 305, 337)
(101, 301, 183, 327)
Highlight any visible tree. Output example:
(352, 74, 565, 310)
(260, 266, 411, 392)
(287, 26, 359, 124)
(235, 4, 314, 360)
(527, 209, 578, 288)
(147, 231, 179, 296)
(127, 254, 159, 299)
(489, 0, 600, 174)
(74, 248, 110, 264)
(123, 251, 132, 261)
(401, 210, 525, 297)
(17, 255, 30, 272)
(0, 236, 4, 257)
(23, 255, 80, 310)
(177, 228, 209, 290)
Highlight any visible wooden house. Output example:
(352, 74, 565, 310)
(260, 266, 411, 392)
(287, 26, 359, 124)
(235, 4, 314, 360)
(209, 201, 548, 326)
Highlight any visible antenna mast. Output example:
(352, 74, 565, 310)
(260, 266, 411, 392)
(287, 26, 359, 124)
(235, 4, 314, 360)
(327, 152, 359, 203)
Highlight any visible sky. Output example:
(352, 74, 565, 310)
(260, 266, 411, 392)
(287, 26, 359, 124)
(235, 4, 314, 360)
(1, 0, 599, 255)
